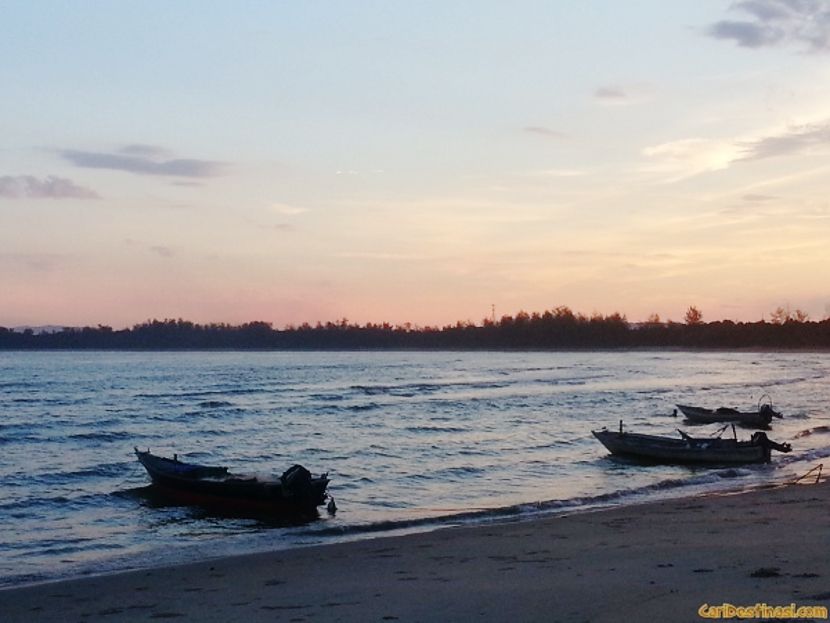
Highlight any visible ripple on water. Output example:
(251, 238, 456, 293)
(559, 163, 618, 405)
(0, 350, 828, 588)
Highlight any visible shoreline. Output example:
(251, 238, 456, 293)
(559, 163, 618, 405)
(3, 346, 830, 352)
(3, 480, 829, 622)
(0, 468, 803, 592)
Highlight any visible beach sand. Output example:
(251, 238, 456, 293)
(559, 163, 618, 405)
(3, 480, 829, 622)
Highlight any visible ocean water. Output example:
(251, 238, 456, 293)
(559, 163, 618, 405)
(1, 350, 829, 588)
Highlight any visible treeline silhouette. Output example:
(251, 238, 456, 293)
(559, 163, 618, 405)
(2, 307, 829, 350)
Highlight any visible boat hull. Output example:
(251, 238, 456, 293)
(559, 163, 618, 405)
(592, 430, 771, 464)
(676, 404, 775, 428)
(135, 449, 329, 516)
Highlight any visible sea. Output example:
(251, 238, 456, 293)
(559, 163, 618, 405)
(1, 350, 829, 589)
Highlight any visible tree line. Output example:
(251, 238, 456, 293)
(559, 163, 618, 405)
(2, 306, 829, 350)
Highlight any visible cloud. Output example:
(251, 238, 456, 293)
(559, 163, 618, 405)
(523, 126, 567, 139)
(334, 168, 385, 176)
(642, 138, 741, 180)
(270, 202, 309, 216)
(0, 252, 63, 271)
(0, 175, 99, 199)
(642, 119, 830, 180)
(522, 168, 586, 178)
(708, 0, 830, 52)
(336, 251, 426, 261)
(708, 20, 783, 48)
(60, 146, 226, 178)
(738, 121, 830, 160)
(594, 86, 627, 100)
(124, 238, 178, 258)
(149, 245, 175, 258)
(593, 83, 652, 106)
(119, 144, 171, 158)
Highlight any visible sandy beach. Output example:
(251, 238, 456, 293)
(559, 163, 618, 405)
(3, 480, 829, 623)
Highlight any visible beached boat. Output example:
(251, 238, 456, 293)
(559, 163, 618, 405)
(592, 425, 791, 465)
(676, 403, 781, 428)
(135, 448, 330, 516)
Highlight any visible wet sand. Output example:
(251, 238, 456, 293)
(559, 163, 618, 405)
(3, 480, 830, 622)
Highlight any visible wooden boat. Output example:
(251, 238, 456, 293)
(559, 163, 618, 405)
(676, 403, 781, 428)
(135, 448, 330, 516)
(592, 424, 791, 465)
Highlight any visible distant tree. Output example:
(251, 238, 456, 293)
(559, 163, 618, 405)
(684, 306, 703, 325)
(770, 306, 789, 325)
(552, 306, 576, 321)
(646, 313, 661, 325)
(793, 309, 810, 323)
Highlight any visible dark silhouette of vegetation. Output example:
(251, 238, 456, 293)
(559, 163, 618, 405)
(2, 306, 829, 350)
(684, 305, 704, 325)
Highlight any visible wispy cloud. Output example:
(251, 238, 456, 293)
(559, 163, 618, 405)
(643, 119, 830, 181)
(594, 86, 627, 101)
(738, 121, 830, 160)
(336, 251, 426, 261)
(270, 202, 309, 216)
(708, 0, 830, 52)
(523, 126, 567, 139)
(119, 144, 171, 158)
(60, 145, 226, 178)
(334, 168, 385, 176)
(0, 175, 99, 199)
(124, 238, 178, 258)
(522, 168, 587, 178)
(593, 83, 652, 106)
(149, 245, 175, 258)
(642, 138, 741, 180)
(0, 252, 63, 271)
(743, 193, 778, 202)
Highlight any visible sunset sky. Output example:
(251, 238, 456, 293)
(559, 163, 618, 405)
(3, 1, 830, 328)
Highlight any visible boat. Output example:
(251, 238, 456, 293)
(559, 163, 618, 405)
(592, 423, 791, 465)
(676, 403, 781, 429)
(134, 448, 330, 516)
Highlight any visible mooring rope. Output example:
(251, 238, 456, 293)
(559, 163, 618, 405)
(789, 463, 824, 485)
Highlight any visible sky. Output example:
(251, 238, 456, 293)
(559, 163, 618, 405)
(2, 0, 830, 329)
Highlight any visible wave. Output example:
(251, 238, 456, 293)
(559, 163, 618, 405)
(32, 462, 129, 485)
(309, 393, 345, 402)
(347, 403, 381, 412)
(0, 490, 110, 513)
(11, 397, 70, 405)
(404, 425, 467, 434)
(794, 425, 830, 438)
(776, 446, 830, 466)
(133, 387, 269, 400)
(68, 431, 133, 442)
(349, 379, 511, 396)
(4, 350, 830, 590)
(183, 406, 246, 418)
(297, 466, 761, 541)
(198, 400, 234, 408)
(762, 373, 828, 389)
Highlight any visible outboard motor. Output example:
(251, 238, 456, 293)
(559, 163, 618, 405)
(281, 464, 313, 497)
(751, 431, 792, 453)
(759, 403, 783, 421)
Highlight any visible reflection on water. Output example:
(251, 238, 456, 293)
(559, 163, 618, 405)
(119, 485, 323, 527)
(1, 350, 829, 587)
